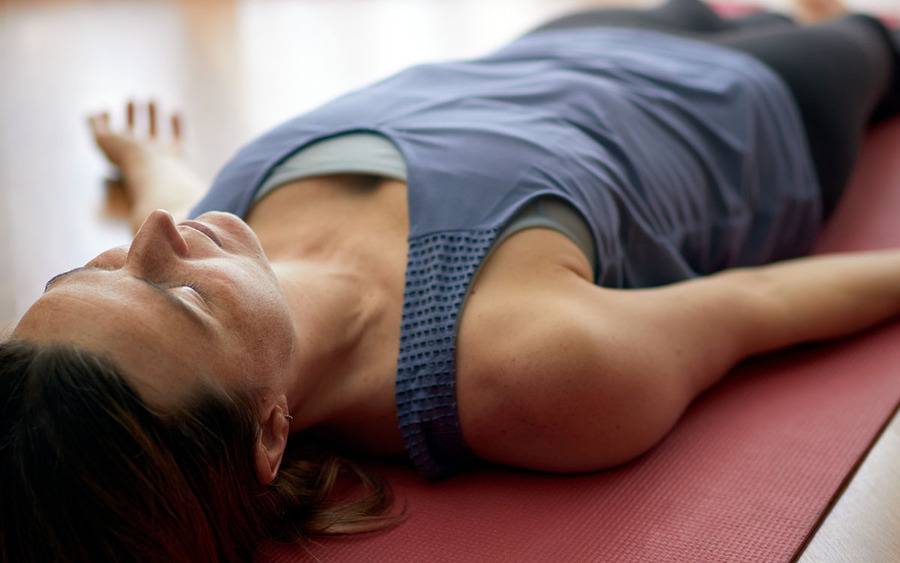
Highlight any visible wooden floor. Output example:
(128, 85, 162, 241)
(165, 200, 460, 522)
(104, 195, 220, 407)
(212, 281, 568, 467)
(1, 0, 897, 560)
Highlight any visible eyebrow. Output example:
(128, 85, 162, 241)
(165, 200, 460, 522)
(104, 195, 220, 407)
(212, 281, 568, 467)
(44, 266, 211, 330)
(44, 266, 91, 292)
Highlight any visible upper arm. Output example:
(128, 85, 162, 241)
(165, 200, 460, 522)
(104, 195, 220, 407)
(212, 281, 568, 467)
(580, 270, 764, 397)
(457, 268, 765, 474)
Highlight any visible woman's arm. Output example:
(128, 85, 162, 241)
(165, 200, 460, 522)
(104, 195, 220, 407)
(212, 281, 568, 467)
(89, 100, 208, 233)
(458, 248, 900, 473)
(724, 249, 900, 352)
(576, 248, 900, 399)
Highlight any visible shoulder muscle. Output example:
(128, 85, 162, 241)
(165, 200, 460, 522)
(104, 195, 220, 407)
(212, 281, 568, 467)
(457, 268, 759, 474)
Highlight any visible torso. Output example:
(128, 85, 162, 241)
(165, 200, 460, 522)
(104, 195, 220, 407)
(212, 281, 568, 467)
(244, 174, 594, 459)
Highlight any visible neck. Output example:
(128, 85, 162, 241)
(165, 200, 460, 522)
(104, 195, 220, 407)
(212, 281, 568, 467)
(271, 257, 391, 432)
(244, 175, 409, 441)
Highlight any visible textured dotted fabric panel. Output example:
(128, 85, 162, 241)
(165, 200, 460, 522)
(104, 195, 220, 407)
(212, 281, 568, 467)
(394, 228, 501, 480)
(257, 109, 900, 563)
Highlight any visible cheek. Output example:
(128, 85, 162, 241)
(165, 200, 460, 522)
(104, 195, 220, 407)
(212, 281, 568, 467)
(217, 263, 295, 368)
(199, 211, 267, 259)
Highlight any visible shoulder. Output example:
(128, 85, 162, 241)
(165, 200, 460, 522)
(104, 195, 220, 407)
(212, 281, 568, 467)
(454, 257, 758, 474)
(456, 229, 671, 471)
(454, 255, 687, 474)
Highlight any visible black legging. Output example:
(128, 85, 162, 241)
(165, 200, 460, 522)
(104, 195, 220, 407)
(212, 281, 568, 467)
(522, 0, 900, 220)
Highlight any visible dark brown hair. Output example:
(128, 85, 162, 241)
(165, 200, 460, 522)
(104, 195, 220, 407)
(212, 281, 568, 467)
(0, 339, 407, 562)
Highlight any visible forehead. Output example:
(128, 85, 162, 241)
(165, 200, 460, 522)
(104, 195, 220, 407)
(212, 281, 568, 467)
(15, 280, 215, 406)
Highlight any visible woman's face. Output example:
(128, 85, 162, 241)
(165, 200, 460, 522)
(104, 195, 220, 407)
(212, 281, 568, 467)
(14, 210, 296, 407)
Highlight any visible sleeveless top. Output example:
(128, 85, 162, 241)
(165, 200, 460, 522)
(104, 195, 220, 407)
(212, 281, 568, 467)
(188, 26, 823, 481)
(251, 132, 598, 272)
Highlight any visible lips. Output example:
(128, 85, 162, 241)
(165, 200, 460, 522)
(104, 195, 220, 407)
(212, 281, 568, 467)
(178, 220, 223, 248)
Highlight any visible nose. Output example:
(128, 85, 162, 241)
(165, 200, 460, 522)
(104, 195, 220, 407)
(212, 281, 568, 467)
(126, 209, 189, 276)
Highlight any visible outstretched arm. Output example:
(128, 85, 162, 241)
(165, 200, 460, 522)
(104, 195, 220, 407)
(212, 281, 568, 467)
(668, 248, 900, 393)
(88, 100, 208, 233)
(558, 248, 900, 408)
(459, 248, 900, 473)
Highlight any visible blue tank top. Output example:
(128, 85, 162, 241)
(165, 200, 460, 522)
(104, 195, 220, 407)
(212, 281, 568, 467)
(189, 27, 822, 480)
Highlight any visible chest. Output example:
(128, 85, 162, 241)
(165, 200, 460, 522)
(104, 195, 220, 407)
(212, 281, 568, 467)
(246, 175, 591, 457)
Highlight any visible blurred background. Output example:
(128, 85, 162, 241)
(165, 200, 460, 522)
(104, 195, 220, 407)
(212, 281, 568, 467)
(2, 1, 899, 559)
(1, 0, 898, 332)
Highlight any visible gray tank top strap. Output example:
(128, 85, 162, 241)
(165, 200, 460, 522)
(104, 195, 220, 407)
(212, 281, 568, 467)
(254, 132, 407, 202)
(491, 196, 597, 274)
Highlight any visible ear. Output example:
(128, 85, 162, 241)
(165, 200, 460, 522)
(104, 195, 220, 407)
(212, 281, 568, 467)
(253, 395, 291, 486)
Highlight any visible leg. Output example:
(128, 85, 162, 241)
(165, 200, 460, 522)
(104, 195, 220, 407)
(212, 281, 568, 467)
(706, 14, 898, 219)
(523, 0, 792, 38)
(726, 11, 795, 31)
(526, 2, 899, 220)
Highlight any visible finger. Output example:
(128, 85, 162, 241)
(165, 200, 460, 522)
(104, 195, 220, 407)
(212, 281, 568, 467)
(171, 112, 182, 142)
(90, 112, 110, 134)
(127, 100, 135, 130)
(148, 100, 158, 138)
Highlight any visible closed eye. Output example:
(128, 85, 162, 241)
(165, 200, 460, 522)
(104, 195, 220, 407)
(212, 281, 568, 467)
(43, 267, 212, 330)
(179, 280, 219, 319)
(176, 283, 207, 307)
(181, 280, 203, 295)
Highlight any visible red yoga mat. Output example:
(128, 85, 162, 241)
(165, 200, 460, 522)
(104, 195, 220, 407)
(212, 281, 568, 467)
(258, 10, 900, 563)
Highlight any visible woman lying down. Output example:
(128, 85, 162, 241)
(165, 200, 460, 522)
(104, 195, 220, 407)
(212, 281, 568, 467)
(4, 0, 900, 561)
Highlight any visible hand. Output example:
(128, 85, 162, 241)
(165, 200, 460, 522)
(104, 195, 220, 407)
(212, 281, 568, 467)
(88, 99, 184, 173)
(87, 100, 206, 232)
